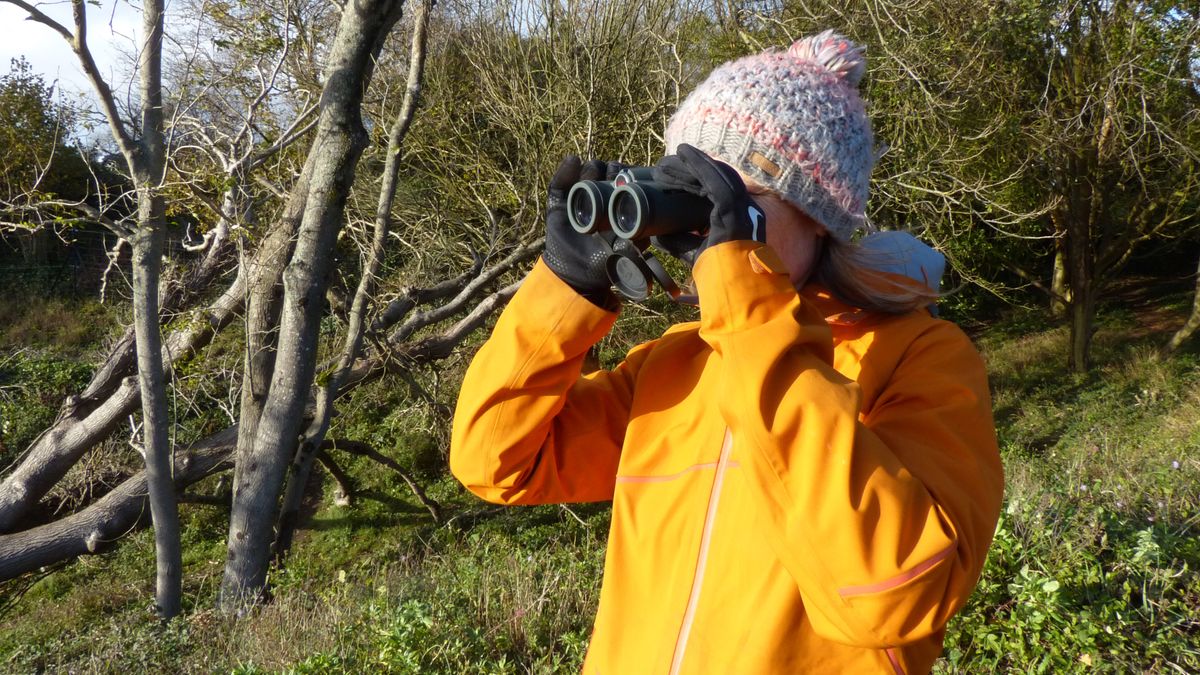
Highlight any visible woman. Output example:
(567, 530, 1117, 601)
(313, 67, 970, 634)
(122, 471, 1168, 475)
(451, 30, 1003, 674)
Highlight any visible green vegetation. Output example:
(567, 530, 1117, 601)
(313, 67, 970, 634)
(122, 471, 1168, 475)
(1, 291, 1197, 673)
(941, 304, 1200, 671)
(0, 287, 124, 463)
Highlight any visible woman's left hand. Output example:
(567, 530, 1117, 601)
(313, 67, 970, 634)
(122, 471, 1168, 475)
(650, 144, 766, 266)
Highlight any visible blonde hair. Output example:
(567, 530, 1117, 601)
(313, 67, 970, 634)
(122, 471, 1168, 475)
(740, 176, 938, 316)
(811, 237, 940, 316)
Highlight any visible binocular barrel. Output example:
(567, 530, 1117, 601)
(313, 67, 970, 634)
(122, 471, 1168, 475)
(562, 166, 707, 304)
(566, 167, 709, 240)
(609, 183, 711, 241)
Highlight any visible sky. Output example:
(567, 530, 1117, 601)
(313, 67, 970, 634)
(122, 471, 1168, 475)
(0, 0, 144, 106)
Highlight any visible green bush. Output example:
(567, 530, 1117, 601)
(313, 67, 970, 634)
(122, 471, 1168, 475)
(0, 351, 94, 461)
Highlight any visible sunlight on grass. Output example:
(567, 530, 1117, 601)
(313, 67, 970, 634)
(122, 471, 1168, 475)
(2, 306, 1198, 673)
(939, 315, 1200, 672)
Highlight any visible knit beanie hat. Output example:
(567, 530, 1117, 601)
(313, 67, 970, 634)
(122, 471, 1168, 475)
(664, 30, 874, 242)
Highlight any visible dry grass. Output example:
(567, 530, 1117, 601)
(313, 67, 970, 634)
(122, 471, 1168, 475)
(0, 294, 120, 354)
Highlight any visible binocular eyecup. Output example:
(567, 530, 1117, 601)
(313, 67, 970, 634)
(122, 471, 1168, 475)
(567, 180, 616, 235)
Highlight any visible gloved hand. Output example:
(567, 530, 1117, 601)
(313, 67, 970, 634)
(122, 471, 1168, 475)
(543, 155, 624, 309)
(650, 143, 766, 267)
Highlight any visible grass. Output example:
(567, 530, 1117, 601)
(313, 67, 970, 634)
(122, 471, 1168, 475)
(0, 281, 125, 465)
(1, 294, 1199, 673)
(939, 307, 1200, 672)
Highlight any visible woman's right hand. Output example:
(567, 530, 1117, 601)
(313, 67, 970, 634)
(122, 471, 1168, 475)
(543, 156, 624, 309)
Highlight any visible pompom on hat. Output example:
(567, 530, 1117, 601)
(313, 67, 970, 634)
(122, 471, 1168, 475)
(664, 30, 875, 242)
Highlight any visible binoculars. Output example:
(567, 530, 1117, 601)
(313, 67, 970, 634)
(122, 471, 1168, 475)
(566, 167, 712, 241)
(566, 167, 710, 302)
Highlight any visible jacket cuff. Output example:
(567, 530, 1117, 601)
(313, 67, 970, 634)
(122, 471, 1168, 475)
(692, 240, 797, 334)
(513, 258, 620, 344)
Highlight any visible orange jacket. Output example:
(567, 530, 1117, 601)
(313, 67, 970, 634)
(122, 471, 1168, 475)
(451, 240, 1003, 674)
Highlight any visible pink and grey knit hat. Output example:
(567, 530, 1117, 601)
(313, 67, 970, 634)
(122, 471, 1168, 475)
(664, 30, 874, 242)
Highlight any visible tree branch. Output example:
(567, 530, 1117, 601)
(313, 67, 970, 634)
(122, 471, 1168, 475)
(323, 440, 440, 522)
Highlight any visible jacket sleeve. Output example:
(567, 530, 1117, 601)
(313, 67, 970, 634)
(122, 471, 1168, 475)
(450, 258, 654, 505)
(692, 240, 1004, 648)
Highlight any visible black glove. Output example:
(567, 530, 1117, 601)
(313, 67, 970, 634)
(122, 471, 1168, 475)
(650, 143, 766, 267)
(543, 156, 626, 309)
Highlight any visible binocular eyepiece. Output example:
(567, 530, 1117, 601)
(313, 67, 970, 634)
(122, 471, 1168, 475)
(567, 167, 712, 241)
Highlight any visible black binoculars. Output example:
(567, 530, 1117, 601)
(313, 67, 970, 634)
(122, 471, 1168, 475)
(566, 168, 712, 241)
(565, 167, 709, 303)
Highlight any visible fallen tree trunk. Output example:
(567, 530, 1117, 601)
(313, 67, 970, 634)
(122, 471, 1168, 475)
(0, 267, 528, 581)
(0, 269, 246, 533)
(0, 426, 237, 581)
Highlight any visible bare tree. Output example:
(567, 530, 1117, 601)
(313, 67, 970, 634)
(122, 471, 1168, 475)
(0, 241, 537, 582)
(274, 0, 434, 563)
(0, 0, 319, 535)
(1032, 0, 1198, 371)
(0, 0, 535, 599)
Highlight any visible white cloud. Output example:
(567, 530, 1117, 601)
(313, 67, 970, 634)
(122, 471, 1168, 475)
(0, 0, 145, 104)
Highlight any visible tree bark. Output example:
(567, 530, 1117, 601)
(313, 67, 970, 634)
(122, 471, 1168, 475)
(125, 0, 182, 619)
(1050, 234, 1070, 318)
(273, 0, 432, 566)
(219, 0, 406, 610)
(231, 162, 313, 514)
(1065, 203, 1097, 373)
(0, 427, 236, 581)
(129, 223, 182, 619)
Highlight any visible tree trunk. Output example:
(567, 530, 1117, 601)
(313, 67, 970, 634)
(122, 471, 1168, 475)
(1069, 283, 1096, 373)
(219, 0, 406, 610)
(129, 220, 182, 619)
(1051, 235, 1070, 318)
(125, 0, 182, 620)
(273, 0, 432, 565)
(1065, 207, 1096, 373)
(1165, 253, 1200, 353)
(230, 163, 312, 510)
(220, 160, 313, 603)
(0, 427, 235, 581)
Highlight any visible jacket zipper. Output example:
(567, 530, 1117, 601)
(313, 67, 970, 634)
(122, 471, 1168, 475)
(669, 428, 734, 675)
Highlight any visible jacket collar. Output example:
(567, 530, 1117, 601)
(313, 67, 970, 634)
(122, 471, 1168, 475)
(801, 284, 871, 327)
